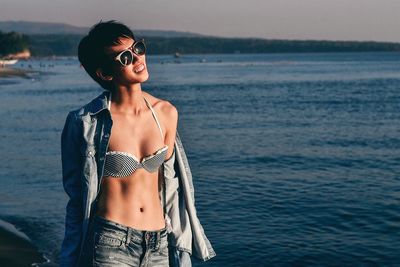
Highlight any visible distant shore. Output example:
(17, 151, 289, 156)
(0, 219, 47, 266)
(0, 67, 32, 78)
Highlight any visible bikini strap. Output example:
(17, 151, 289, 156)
(143, 96, 164, 139)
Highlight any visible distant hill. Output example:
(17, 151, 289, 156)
(0, 21, 87, 35)
(0, 20, 204, 37)
(131, 30, 203, 38)
(2, 21, 400, 57)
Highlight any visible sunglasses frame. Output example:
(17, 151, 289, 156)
(114, 39, 146, 67)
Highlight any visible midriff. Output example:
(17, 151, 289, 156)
(95, 168, 165, 231)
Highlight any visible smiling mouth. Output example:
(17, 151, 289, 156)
(134, 63, 145, 73)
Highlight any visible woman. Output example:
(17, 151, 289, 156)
(60, 21, 215, 267)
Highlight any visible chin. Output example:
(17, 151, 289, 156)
(143, 70, 150, 80)
(137, 71, 149, 83)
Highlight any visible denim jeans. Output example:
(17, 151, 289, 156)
(83, 215, 169, 267)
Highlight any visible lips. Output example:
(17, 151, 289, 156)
(133, 63, 145, 73)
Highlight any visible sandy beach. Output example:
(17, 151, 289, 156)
(0, 219, 46, 266)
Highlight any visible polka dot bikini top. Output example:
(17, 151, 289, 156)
(103, 94, 168, 177)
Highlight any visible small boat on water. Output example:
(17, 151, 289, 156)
(0, 50, 29, 67)
(0, 59, 18, 66)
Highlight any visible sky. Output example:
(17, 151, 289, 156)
(1, 0, 400, 42)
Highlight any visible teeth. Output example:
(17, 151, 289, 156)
(134, 64, 145, 73)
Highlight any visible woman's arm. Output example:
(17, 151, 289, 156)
(60, 111, 84, 267)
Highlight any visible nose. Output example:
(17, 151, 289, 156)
(132, 55, 139, 64)
(131, 50, 142, 63)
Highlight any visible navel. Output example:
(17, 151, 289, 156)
(140, 207, 144, 212)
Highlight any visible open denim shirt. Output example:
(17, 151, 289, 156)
(60, 91, 216, 267)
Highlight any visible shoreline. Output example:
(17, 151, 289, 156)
(0, 219, 47, 266)
(0, 67, 32, 78)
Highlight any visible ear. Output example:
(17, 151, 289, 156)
(96, 68, 113, 81)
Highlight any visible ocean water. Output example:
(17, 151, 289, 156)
(0, 52, 399, 266)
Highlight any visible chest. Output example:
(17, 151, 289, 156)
(106, 113, 166, 160)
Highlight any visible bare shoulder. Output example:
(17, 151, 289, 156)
(143, 91, 178, 144)
(143, 92, 178, 122)
(143, 92, 178, 158)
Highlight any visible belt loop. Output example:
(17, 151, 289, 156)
(125, 228, 131, 245)
(155, 232, 161, 251)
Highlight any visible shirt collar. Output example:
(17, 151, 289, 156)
(88, 90, 111, 115)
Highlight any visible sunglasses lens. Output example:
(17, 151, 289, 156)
(133, 41, 146, 55)
(115, 40, 146, 66)
(119, 50, 133, 66)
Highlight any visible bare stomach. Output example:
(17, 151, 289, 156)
(95, 170, 165, 231)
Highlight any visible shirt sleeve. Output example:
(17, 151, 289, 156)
(60, 111, 84, 267)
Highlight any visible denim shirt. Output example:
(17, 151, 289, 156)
(60, 91, 215, 267)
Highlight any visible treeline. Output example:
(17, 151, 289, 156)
(3, 33, 400, 57)
(26, 34, 82, 56)
(0, 31, 29, 57)
(145, 37, 400, 54)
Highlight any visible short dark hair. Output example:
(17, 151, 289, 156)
(78, 20, 135, 91)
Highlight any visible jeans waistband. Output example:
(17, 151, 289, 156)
(93, 215, 167, 247)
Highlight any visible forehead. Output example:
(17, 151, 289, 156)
(104, 37, 135, 55)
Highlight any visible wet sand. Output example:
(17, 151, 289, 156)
(0, 219, 47, 266)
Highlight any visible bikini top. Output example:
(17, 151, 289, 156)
(103, 94, 168, 177)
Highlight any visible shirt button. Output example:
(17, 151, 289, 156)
(104, 134, 110, 138)
(100, 157, 104, 161)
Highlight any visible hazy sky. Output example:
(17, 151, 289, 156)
(1, 0, 400, 42)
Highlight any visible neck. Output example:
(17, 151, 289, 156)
(110, 83, 147, 114)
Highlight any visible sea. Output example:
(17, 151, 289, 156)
(0, 52, 399, 267)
